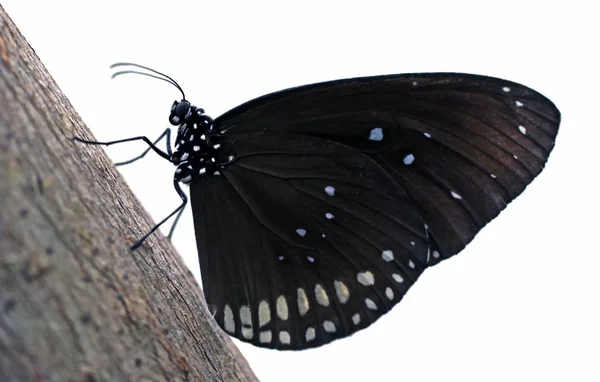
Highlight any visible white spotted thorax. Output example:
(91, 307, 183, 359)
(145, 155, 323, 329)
(169, 100, 235, 184)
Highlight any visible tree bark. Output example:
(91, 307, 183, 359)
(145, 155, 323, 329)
(0, 7, 258, 382)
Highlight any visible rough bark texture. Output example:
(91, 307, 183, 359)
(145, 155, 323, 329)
(0, 7, 258, 382)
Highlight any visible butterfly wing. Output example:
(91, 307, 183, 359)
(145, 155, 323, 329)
(193, 73, 560, 350)
(214, 72, 560, 259)
(191, 132, 433, 349)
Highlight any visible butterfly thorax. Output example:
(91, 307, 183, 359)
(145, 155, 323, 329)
(169, 100, 233, 184)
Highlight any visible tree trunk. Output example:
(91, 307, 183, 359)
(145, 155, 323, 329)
(0, 7, 258, 382)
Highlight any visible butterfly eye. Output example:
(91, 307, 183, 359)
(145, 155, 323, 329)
(169, 100, 192, 125)
(176, 101, 191, 118)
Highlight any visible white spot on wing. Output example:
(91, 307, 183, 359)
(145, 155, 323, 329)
(325, 213, 334, 219)
(451, 191, 462, 199)
(352, 313, 361, 325)
(516, 101, 524, 107)
(259, 330, 272, 343)
(297, 288, 310, 316)
(307, 256, 314, 263)
(369, 127, 384, 141)
(357, 271, 375, 286)
(242, 327, 253, 339)
(334, 280, 350, 303)
(518, 125, 527, 135)
(276, 296, 289, 321)
(408, 260, 415, 269)
(193, 145, 200, 151)
(502, 87, 511, 92)
(223, 305, 235, 333)
(279, 331, 291, 345)
(323, 320, 336, 333)
(365, 298, 377, 310)
(381, 250, 394, 262)
(180, 152, 189, 161)
(296, 228, 307, 237)
(258, 300, 270, 327)
(433, 250, 440, 259)
(392, 273, 404, 283)
(324, 186, 335, 196)
(385, 287, 394, 300)
(424, 132, 431, 138)
(490, 173, 497, 179)
(305, 327, 316, 341)
(315, 284, 330, 306)
(240, 306, 252, 327)
(403, 154, 415, 165)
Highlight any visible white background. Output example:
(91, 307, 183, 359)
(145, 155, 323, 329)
(4, 1, 599, 381)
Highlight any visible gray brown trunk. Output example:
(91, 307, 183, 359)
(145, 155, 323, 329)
(0, 6, 258, 382)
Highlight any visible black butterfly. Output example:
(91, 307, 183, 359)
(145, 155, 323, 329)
(75, 63, 560, 350)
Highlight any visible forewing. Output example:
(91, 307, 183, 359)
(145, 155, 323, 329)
(214, 73, 560, 258)
(191, 132, 432, 350)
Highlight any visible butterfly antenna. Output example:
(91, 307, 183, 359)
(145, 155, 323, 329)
(110, 62, 186, 100)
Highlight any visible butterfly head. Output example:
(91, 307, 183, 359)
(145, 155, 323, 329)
(169, 99, 213, 140)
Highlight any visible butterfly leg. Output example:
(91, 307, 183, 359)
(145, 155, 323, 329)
(167, 179, 188, 240)
(72, 134, 172, 162)
(130, 178, 187, 250)
(114, 129, 173, 166)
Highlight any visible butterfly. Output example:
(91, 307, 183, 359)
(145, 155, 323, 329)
(74, 63, 560, 350)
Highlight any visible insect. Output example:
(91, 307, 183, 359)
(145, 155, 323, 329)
(74, 63, 560, 350)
